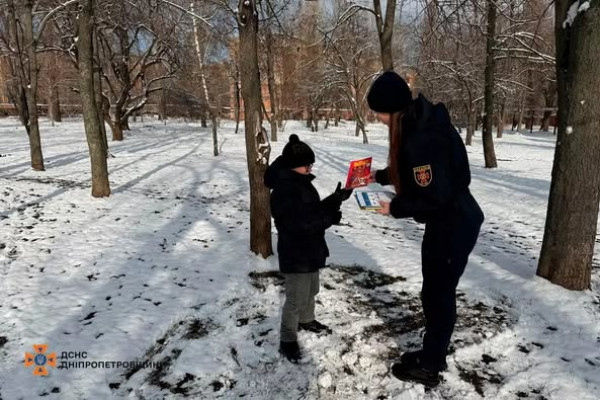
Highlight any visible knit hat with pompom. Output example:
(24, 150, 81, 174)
(281, 134, 315, 168)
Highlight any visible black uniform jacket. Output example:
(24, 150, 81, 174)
(376, 95, 483, 225)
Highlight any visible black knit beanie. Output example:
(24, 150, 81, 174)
(281, 134, 315, 169)
(367, 71, 413, 113)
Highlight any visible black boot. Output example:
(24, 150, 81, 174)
(391, 354, 441, 388)
(401, 350, 448, 371)
(392, 362, 441, 387)
(298, 320, 332, 335)
(279, 341, 301, 363)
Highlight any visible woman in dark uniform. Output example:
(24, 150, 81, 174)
(366, 71, 484, 387)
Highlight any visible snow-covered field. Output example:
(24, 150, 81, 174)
(0, 117, 599, 400)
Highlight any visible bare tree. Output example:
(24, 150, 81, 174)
(95, 2, 181, 141)
(0, 0, 82, 170)
(260, 0, 280, 142)
(306, 74, 330, 132)
(414, 0, 556, 151)
(416, 0, 485, 146)
(322, 3, 378, 144)
(482, 0, 498, 167)
(537, 0, 600, 290)
(373, 0, 396, 70)
(191, 1, 218, 156)
(3, 1, 43, 170)
(238, 0, 272, 257)
(47, 59, 62, 123)
(229, 58, 241, 134)
(78, 0, 110, 197)
(540, 81, 556, 131)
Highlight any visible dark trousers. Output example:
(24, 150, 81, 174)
(420, 193, 484, 370)
(280, 272, 320, 342)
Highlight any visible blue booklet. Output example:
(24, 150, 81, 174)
(354, 191, 394, 210)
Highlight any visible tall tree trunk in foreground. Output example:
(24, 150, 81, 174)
(238, 0, 272, 257)
(537, 0, 600, 290)
(78, 0, 110, 197)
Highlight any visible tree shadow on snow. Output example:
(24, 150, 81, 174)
(0, 127, 259, 398)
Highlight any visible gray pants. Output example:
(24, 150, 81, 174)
(280, 272, 320, 342)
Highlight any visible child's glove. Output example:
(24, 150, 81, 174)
(322, 182, 353, 212)
(335, 182, 354, 201)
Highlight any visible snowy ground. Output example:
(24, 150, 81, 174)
(0, 117, 599, 400)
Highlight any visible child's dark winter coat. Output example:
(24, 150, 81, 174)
(264, 156, 340, 273)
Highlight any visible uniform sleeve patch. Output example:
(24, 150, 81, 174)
(413, 164, 432, 187)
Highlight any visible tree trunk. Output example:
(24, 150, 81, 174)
(496, 101, 505, 138)
(355, 114, 368, 144)
(46, 22, 62, 125)
(93, 24, 108, 155)
(98, 100, 108, 157)
(373, 0, 396, 71)
(47, 54, 62, 124)
(97, 94, 110, 154)
(348, 93, 368, 143)
(265, 5, 278, 142)
(312, 109, 319, 132)
(49, 84, 62, 123)
(22, 1, 44, 170)
(192, 2, 218, 156)
(541, 83, 557, 132)
(13, 85, 29, 132)
(233, 71, 241, 134)
(109, 107, 126, 141)
(537, 0, 600, 290)
(159, 88, 168, 121)
(361, 120, 368, 144)
(6, 2, 27, 131)
(112, 122, 124, 141)
(78, 0, 110, 197)
(529, 109, 535, 132)
(238, 0, 272, 258)
(482, 0, 498, 168)
(517, 97, 524, 132)
(540, 110, 552, 132)
(105, 26, 133, 141)
(324, 108, 332, 129)
(466, 103, 475, 146)
(211, 114, 218, 156)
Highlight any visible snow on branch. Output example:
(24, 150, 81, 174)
(563, 1, 591, 28)
(254, 114, 270, 165)
(36, 0, 79, 41)
(139, 0, 213, 29)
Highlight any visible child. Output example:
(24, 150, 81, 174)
(264, 134, 352, 363)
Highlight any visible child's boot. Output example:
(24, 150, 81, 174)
(279, 341, 301, 363)
(298, 320, 332, 335)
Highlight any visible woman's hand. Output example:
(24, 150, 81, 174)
(376, 201, 391, 216)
